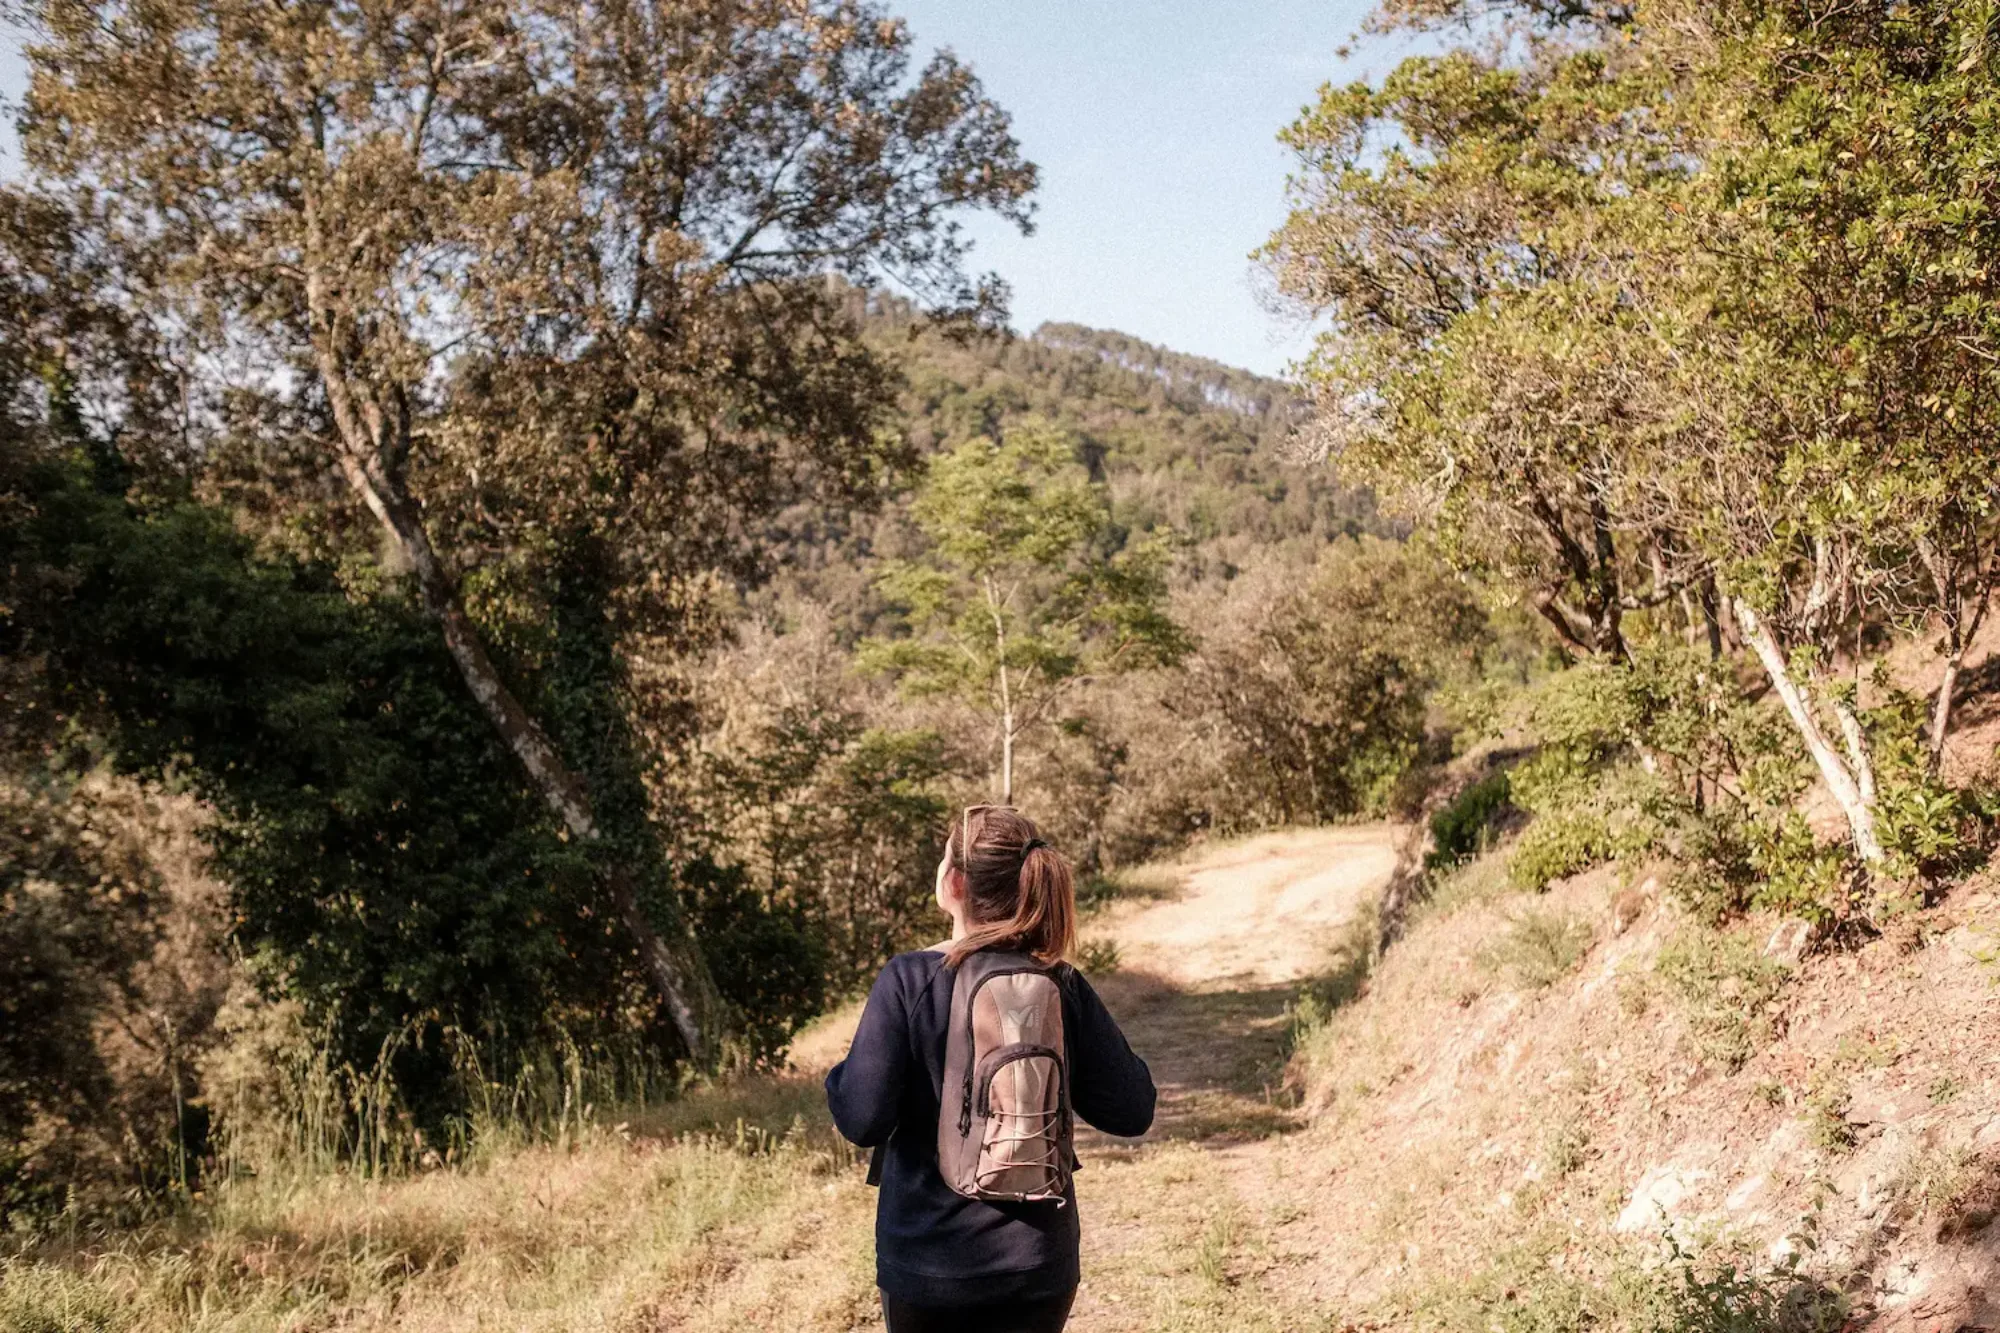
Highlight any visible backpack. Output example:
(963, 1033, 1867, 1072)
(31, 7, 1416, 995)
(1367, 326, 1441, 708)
(935, 949, 1075, 1203)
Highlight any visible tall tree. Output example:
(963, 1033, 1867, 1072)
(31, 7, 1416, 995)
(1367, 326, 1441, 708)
(860, 424, 1185, 804)
(1262, 48, 1680, 664)
(14, 0, 1035, 1058)
(1271, 0, 2000, 873)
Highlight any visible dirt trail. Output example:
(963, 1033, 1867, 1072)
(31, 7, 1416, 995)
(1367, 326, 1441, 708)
(776, 825, 1405, 1331)
(1081, 825, 1402, 1145)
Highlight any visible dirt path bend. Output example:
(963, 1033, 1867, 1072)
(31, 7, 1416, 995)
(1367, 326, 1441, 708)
(1077, 825, 1401, 1146)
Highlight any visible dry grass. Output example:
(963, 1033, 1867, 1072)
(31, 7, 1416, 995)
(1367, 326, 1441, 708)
(14, 831, 1997, 1333)
(2, 1079, 879, 1333)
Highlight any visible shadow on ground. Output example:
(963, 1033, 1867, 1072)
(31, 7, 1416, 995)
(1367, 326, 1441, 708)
(1081, 968, 1307, 1147)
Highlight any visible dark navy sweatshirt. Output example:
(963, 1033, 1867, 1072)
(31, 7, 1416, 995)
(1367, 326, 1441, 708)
(824, 948, 1156, 1307)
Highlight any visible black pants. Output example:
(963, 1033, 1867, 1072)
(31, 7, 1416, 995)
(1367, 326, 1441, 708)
(880, 1288, 1076, 1333)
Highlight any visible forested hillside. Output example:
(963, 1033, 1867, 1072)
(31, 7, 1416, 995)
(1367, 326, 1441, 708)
(0, 27, 1457, 1225)
(757, 297, 1383, 635)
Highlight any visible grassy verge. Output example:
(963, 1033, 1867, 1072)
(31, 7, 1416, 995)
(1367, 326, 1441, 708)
(1, 1079, 877, 1333)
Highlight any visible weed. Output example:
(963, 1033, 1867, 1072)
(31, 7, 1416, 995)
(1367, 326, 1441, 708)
(1196, 1208, 1240, 1287)
(1421, 850, 1514, 920)
(1655, 929, 1788, 1073)
(1901, 1143, 1977, 1219)
(1287, 909, 1376, 1054)
(1075, 936, 1122, 974)
(1480, 907, 1594, 989)
(1543, 1119, 1592, 1179)
(1646, 1226, 1849, 1333)
(1081, 864, 1182, 912)
(0, 1262, 124, 1333)
(1751, 1080, 1786, 1109)
(1803, 1074, 1854, 1153)
(1928, 1073, 1963, 1105)
(1392, 1228, 1848, 1333)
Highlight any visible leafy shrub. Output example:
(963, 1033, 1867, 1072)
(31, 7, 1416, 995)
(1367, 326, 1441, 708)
(1667, 812, 1760, 923)
(1428, 770, 1513, 871)
(1509, 809, 1615, 891)
(1074, 937, 1122, 974)
(1644, 1228, 1849, 1333)
(1743, 815, 1851, 926)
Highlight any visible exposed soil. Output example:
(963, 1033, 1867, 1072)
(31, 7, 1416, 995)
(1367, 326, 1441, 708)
(1082, 826, 1398, 1147)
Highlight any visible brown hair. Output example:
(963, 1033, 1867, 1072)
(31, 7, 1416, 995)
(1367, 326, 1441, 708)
(941, 806, 1077, 968)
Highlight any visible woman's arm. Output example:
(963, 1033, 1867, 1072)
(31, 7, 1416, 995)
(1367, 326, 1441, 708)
(824, 959, 912, 1147)
(1066, 969, 1156, 1138)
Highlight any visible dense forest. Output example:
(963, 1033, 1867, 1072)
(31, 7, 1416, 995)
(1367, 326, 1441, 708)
(8, 0, 2000, 1327)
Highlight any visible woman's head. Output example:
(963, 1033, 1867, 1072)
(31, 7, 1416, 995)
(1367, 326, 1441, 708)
(935, 805, 1077, 967)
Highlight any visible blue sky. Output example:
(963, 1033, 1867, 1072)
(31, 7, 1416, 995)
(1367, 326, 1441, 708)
(895, 1, 1404, 376)
(1, 4, 1424, 376)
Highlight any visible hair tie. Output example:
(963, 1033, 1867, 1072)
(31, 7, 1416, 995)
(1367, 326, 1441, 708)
(1021, 838, 1047, 855)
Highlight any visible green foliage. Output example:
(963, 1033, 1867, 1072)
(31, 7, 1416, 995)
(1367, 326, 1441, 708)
(1654, 929, 1789, 1073)
(1509, 810, 1616, 893)
(1398, 1226, 1846, 1333)
(1427, 771, 1514, 871)
(861, 422, 1187, 799)
(1074, 937, 1122, 975)
(1173, 539, 1490, 831)
(1287, 908, 1378, 1055)
(1265, 0, 2000, 872)
(1644, 1228, 1848, 1333)
(5, 458, 821, 1139)
(680, 616, 958, 997)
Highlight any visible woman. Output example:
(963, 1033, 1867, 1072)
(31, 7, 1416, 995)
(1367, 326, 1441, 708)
(826, 806, 1156, 1333)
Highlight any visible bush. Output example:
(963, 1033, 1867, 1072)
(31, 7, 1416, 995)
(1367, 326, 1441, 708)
(1643, 1229, 1849, 1333)
(1427, 771, 1513, 871)
(1509, 809, 1614, 892)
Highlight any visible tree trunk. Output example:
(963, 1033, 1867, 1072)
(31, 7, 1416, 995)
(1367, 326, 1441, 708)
(1001, 710, 1015, 806)
(311, 345, 719, 1060)
(1699, 576, 1724, 660)
(987, 573, 1015, 805)
(1930, 649, 1962, 774)
(1733, 599, 1885, 864)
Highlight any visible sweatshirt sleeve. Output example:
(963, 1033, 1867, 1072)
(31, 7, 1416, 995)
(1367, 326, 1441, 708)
(1066, 968, 1156, 1138)
(824, 959, 911, 1147)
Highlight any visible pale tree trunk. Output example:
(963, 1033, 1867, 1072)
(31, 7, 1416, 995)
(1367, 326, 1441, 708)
(1931, 652, 1963, 769)
(986, 574, 1015, 805)
(1921, 560, 1990, 774)
(305, 281, 719, 1061)
(1733, 599, 1885, 865)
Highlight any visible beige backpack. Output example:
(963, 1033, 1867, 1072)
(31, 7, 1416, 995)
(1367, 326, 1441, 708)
(936, 949, 1075, 1203)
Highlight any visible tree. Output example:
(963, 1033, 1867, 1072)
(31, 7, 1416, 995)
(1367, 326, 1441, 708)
(15, 0, 1036, 1058)
(860, 424, 1186, 804)
(1184, 539, 1488, 823)
(1268, 1, 2000, 874)
(1262, 47, 1683, 664)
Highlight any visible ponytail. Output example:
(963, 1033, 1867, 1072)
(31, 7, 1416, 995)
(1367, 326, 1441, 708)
(942, 810, 1078, 967)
